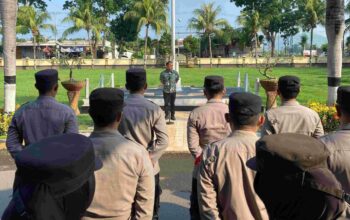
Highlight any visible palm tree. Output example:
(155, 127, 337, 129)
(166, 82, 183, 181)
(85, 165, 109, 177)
(124, 0, 168, 69)
(63, 0, 103, 60)
(299, 0, 325, 66)
(326, 0, 345, 105)
(188, 3, 228, 68)
(0, 0, 18, 113)
(17, 6, 55, 70)
(300, 34, 308, 56)
(237, 10, 261, 65)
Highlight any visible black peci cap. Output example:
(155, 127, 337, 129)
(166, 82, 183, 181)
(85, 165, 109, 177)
(15, 133, 102, 198)
(89, 88, 124, 113)
(204, 76, 224, 90)
(229, 92, 262, 117)
(35, 69, 59, 87)
(126, 68, 146, 89)
(278, 75, 301, 93)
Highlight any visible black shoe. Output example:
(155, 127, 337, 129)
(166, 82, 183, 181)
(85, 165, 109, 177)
(171, 115, 176, 121)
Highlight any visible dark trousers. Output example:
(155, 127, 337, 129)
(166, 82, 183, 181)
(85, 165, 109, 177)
(190, 178, 200, 220)
(163, 92, 176, 117)
(153, 174, 162, 220)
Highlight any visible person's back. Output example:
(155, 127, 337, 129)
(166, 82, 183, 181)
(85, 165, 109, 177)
(198, 93, 268, 220)
(261, 75, 324, 138)
(320, 86, 350, 218)
(85, 88, 155, 220)
(86, 130, 154, 219)
(6, 69, 78, 158)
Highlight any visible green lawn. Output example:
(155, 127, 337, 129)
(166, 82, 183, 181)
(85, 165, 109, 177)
(1, 67, 349, 130)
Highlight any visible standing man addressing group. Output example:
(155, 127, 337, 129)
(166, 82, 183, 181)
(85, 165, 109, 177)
(119, 68, 169, 220)
(160, 61, 179, 120)
(261, 75, 324, 138)
(187, 76, 231, 219)
(6, 69, 78, 158)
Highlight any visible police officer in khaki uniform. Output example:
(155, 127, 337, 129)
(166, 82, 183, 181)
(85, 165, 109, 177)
(320, 86, 350, 218)
(197, 93, 268, 220)
(187, 76, 231, 219)
(261, 75, 324, 138)
(119, 68, 168, 220)
(85, 88, 155, 220)
(6, 69, 78, 158)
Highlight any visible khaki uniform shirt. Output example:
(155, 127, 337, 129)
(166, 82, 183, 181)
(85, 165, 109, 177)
(119, 94, 169, 174)
(261, 100, 324, 138)
(85, 129, 155, 220)
(198, 130, 268, 220)
(187, 99, 231, 177)
(320, 123, 350, 218)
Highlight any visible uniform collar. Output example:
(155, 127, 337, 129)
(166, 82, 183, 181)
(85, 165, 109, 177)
(207, 98, 224, 104)
(281, 100, 300, 106)
(37, 95, 56, 101)
(229, 130, 258, 137)
(90, 128, 121, 138)
(127, 93, 144, 99)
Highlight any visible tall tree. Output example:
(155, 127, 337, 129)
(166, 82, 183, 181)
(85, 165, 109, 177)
(17, 6, 55, 70)
(299, 0, 325, 65)
(183, 35, 200, 58)
(188, 3, 228, 67)
(326, 0, 345, 105)
(18, 0, 50, 10)
(300, 34, 308, 55)
(124, 0, 168, 68)
(237, 9, 261, 64)
(1, 0, 18, 113)
(63, 0, 103, 59)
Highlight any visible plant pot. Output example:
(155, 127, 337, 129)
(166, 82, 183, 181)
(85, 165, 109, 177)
(61, 80, 85, 115)
(260, 79, 278, 110)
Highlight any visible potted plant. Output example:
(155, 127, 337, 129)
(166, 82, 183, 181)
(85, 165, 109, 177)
(258, 56, 279, 110)
(60, 55, 85, 115)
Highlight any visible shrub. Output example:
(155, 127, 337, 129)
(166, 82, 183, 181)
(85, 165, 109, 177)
(0, 112, 14, 136)
(309, 102, 340, 133)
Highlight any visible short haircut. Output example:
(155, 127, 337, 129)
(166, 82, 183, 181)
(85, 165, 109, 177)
(126, 82, 146, 93)
(89, 107, 121, 128)
(205, 85, 225, 97)
(278, 88, 300, 100)
(36, 83, 57, 95)
(166, 61, 172, 66)
(339, 104, 350, 116)
(231, 114, 260, 129)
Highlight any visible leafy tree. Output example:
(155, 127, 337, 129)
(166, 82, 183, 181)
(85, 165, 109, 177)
(124, 0, 168, 68)
(321, 43, 328, 53)
(63, 0, 104, 59)
(183, 35, 200, 57)
(300, 34, 308, 55)
(17, 6, 55, 69)
(18, 0, 50, 10)
(110, 13, 139, 57)
(298, 0, 325, 65)
(188, 3, 229, 67)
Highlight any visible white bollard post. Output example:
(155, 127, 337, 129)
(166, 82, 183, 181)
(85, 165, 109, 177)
(255, 78, 260, 96)
(99, 74, 105, 88)
(237, 72, 241, 88)
(111, 73, 115, 88)
(85, 78, 89, 99)
(244, 73, 249, 92)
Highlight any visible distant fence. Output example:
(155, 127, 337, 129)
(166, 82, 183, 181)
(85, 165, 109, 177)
(1, 56, 349, 69)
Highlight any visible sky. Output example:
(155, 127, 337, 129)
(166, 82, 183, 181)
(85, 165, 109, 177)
(21, 0, 328, 46)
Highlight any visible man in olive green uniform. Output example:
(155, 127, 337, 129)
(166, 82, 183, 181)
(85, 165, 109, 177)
(160, 61, 179, 120)
(85, 88, 155, 220)
(197, 93, 268, 220)
(320, 86, 350, 218)
(261, 75, 324, 138)
(119, 68, 168, 220)
(187, 76, 231, 220)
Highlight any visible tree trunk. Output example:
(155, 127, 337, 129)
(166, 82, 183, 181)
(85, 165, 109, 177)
(326, 0, 345, 106)
(270, 33, 276, 57)
(111, 41, 116, 59)
(255, 33, 258, 66)
(87, 31, 94, 69)
(144, 25, 149, 69)
(309, 28, 314, 67)
(209, 34, 213, 68)
(1, 0, 18, 113)
(33, 35, 37, 70)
